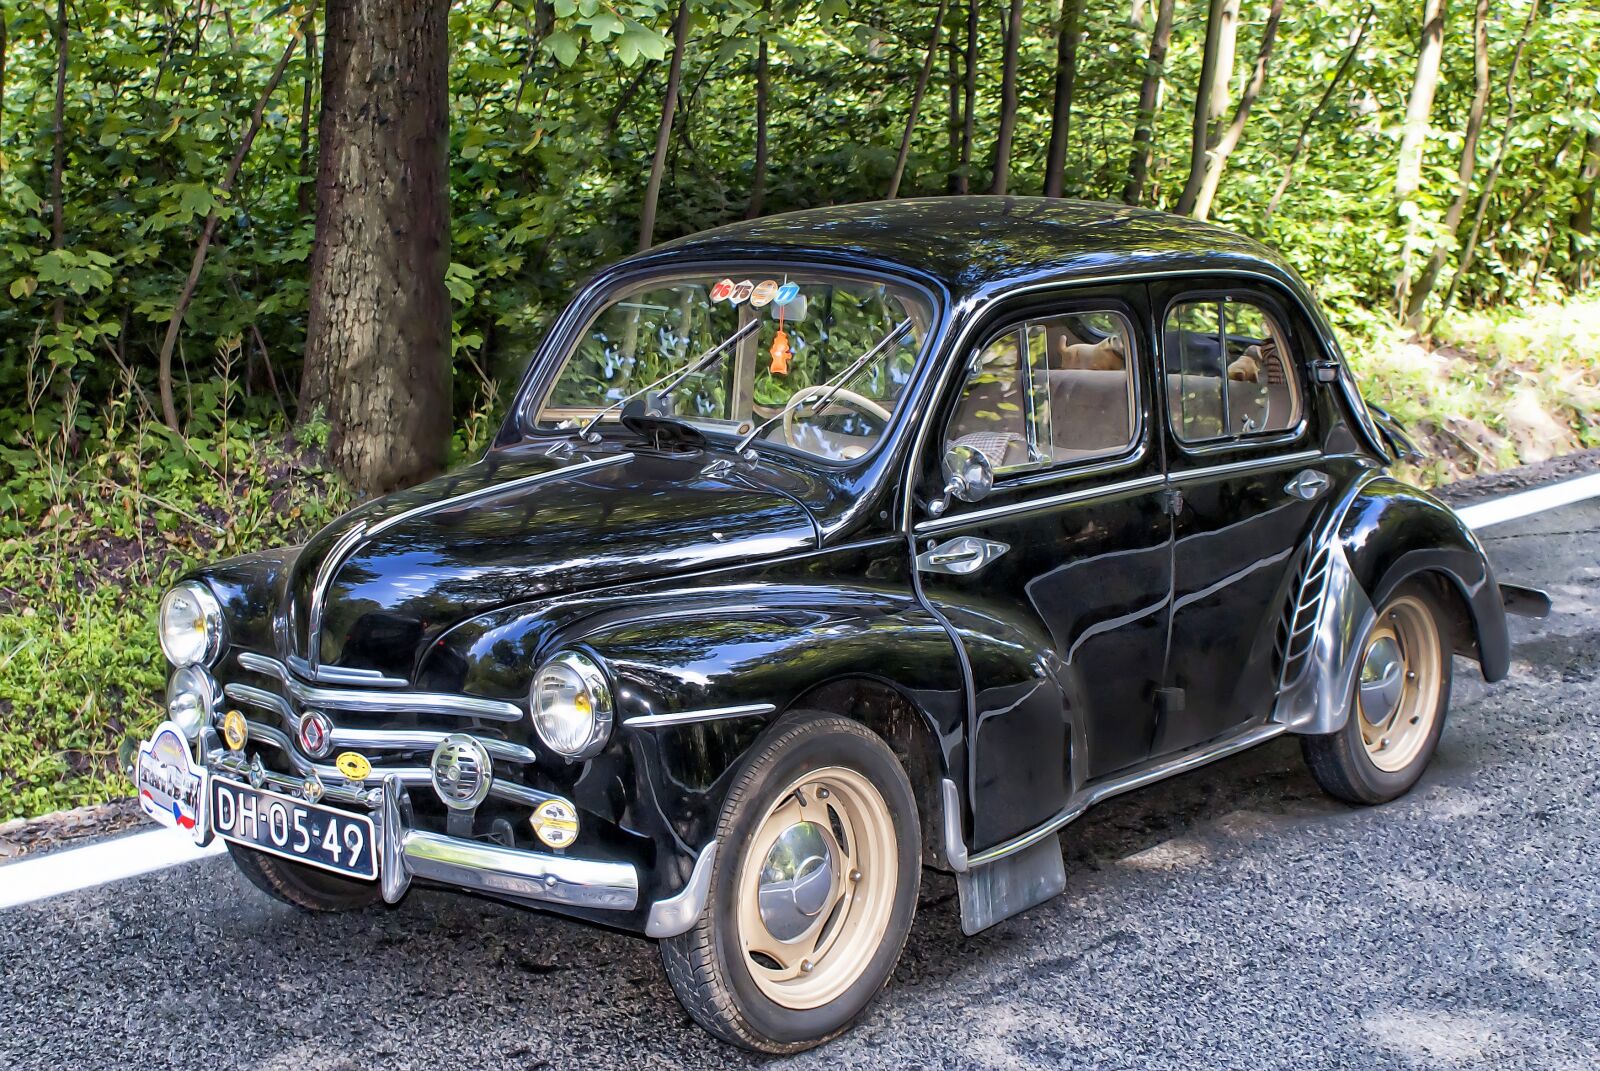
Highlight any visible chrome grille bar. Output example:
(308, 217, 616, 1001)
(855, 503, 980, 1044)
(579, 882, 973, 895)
(236, 651, 523, 722)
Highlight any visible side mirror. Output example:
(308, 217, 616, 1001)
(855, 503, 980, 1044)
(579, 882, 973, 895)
(927, 444, 994, 517)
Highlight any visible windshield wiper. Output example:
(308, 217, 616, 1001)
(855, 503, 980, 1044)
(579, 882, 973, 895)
(579, 318, 760, 443)
(736, 318, 913, 458)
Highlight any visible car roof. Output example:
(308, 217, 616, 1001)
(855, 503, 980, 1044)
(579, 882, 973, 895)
(637, 196, 1302, 298)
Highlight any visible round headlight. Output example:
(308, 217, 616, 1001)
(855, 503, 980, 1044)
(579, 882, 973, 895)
(159, 582, 223, 667)
(531, 651, 613, 759)
(167, 665, 219, 740)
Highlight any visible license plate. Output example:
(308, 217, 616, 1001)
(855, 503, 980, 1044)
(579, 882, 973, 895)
(210, 777, 377, 881)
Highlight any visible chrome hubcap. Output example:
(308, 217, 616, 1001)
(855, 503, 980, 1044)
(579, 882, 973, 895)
(756, 821, 836, 940)
(1358, 634, 1405, 725)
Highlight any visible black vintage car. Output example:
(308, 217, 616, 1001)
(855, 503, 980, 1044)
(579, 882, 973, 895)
(143, 198, 1544, 1052)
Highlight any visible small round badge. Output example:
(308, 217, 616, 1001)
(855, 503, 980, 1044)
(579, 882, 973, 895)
(773, 282, 800, 306)
(709, 278, 735, 302)
(729, 279, 755, 305)
(221, 709, 249, 751)
(335, 751, 372, 782)
(530, 798, 580, 849)
(750, 280, 779, 307)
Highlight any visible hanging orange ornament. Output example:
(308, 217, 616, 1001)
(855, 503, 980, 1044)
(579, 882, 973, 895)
(769, 328, 792, 375)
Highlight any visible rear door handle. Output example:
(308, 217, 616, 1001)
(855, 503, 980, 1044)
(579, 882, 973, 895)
(1285, 469, 1330, 501)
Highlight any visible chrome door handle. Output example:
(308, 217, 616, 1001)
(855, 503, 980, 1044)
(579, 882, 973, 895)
(1285, 469, 1330, 501)
(916, 536, 1010, 576)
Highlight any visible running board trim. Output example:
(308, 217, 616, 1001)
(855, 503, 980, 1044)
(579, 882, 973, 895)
(959, 722, 1289, 870)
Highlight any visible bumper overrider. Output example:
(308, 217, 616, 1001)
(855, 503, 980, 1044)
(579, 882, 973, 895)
(165, 730, 717, 938)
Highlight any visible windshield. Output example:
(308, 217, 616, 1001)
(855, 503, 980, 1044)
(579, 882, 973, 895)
(533, 270, 932, 462)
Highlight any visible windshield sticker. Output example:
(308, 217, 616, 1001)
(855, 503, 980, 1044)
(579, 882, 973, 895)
(770, 328, 792, 375)
(136, 721, 204, 834)
(729, 279, 755, 305)
(709, 278, 735, 302)
(750, 280, 778, 307)
(774, 282, 800, 306)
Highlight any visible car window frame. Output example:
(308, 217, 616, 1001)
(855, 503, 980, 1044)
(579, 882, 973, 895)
(1157, 285, 1310, 458)
(939, 298, 1147, 492)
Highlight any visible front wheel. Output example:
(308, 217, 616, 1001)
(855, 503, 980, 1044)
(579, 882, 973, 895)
(1302, 581, 1453, 805)
(659, 714, 919, 1053)
(226, 840, 381, 912)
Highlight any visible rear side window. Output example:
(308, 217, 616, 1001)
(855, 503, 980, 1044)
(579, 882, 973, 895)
(1163, 296, 1302, 442)
(945, 310, 1137, 474)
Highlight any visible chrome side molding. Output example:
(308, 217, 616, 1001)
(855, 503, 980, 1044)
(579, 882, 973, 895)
(623, 703, 776, 730)
(645, 841, 719, 938)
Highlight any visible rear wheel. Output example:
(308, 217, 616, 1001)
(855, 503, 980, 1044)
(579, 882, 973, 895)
(226, 840, 380, 912)
(1302, 581, 1453, 805)
(659, 714, 919, 1053)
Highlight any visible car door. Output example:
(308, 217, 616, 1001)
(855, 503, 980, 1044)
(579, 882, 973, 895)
(1150, 280, 1328, 756)
(912, 287, 1173, 850)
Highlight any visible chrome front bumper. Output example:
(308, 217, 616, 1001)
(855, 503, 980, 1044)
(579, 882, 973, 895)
(372, 774, 637, 910)
(204, 751, 711, 934)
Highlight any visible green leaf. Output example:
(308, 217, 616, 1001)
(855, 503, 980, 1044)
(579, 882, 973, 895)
(543, 29, 580, 65)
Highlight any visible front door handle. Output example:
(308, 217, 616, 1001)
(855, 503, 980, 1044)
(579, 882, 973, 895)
(1285, 469, 1330, 501)
(916, 536, 1010, 576)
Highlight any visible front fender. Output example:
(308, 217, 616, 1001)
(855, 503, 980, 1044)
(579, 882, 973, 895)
(564, 586, 967, 859)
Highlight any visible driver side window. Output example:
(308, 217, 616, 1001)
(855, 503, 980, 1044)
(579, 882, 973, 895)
(945, 310, 1138, 474)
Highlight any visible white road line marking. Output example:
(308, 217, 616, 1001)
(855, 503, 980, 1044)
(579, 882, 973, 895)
(1457, 471, 1600, 531)
(0, 828, 225, 910)
(4, 467, 1599, 911)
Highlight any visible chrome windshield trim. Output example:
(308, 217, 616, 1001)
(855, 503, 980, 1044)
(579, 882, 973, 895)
(1168, 448, 1324, 485)
(622, 702, 777, 730)
(236, 652, 524, 722)
(913, 473, 1166, 535)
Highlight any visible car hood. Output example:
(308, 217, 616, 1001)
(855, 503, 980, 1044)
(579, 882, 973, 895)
(282, 448, 820, 679)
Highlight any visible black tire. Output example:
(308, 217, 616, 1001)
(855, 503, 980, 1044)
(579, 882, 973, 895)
(1302, 581, 1453, 805)
(659, 713, 920, 1053)
(225, 840, 381, 912)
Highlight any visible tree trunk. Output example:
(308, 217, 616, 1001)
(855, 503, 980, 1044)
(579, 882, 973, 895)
(1206, 0, 1241, 121)
(1122, 0, 1175, 206)
(958, 0, 978, 194)
(1041, 0, 1083, 198)
(1429, 1, 1540, 332)
(297, 6, 318, 216)
(1394, 0, 1447, 203)
(747, 20, 768, 218)
(1402, 0, 1489, 326)
(1265, 4, 1374, 220)
(1392, 0, 1447, 314)
(1189, 0, 1283, 221)
(158, 36, 299, 431)
(50, 0, 68, 327)
(299, 0, 452, 495)
(988, 0, 1023, 195)
(888, 0, 949, 199)
(1174, 0, 1230, 216)
(639, 0, 690, 251)
(946, 32, 962, 193)
(1569, 131, 1600, 289)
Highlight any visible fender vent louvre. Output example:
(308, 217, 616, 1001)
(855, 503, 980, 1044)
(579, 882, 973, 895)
(1275, 545, 1331, 689)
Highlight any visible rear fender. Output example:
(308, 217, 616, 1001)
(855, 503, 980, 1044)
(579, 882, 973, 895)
(1276, 474, 1510, 736)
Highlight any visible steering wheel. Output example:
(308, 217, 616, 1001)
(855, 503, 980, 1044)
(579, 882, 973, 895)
(781, 386, 893, 450)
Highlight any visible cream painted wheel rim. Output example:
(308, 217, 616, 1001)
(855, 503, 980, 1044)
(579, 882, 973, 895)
(1356, 595, 1443, 773)
(734, 766, 899, 1010)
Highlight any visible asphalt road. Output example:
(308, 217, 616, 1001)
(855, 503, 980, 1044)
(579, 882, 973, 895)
(3, 499, 1597, 1070)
